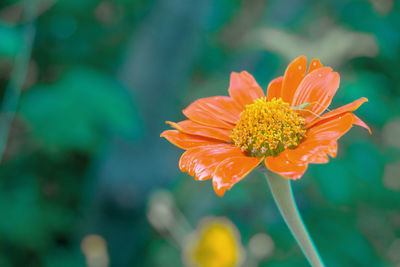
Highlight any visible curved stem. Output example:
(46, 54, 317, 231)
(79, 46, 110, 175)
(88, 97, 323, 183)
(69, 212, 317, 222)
(265, 173, 324, 267)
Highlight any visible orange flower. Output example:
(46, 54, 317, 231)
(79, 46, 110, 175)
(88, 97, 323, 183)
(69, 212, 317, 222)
(161, 56, 370, 197)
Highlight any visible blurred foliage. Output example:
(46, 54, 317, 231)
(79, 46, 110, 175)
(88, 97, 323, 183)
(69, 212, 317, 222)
(0, 0, 400, 266)
(0, 22, 23, 56)
(20, 67, 141, 152)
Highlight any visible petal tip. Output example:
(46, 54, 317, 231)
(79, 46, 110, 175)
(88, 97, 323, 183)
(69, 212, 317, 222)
(352, 114, 372, 134)
(296, 55, 307, 61)
(283, 173, 303, 180)
(230, 71, 240, 78)
(166, 121, 181, 131)
(212, 180, 228, 197)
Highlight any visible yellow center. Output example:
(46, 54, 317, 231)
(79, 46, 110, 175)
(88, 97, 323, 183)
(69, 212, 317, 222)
(231, 97, 306, 157)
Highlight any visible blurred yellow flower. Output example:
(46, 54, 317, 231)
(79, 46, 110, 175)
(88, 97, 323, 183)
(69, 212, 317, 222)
(183, 217, 244, 267)
(81, 234, 109, 267)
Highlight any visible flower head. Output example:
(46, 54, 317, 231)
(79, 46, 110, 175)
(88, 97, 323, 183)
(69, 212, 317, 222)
(161, 56, 370, 196)
(183, 217, 244, 267)
(231, 97, 306, 156)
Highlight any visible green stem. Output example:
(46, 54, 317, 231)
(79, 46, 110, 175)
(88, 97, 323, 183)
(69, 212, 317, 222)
(265, 173, 324, 267)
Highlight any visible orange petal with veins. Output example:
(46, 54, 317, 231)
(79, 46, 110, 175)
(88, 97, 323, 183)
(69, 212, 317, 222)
(228, 71, 265, 108)
(291, 67, 340, 123)
(305, 113, 354, 142)
(212, 156, 264, 196)
(307, 58, 323, 74)
(166, 120, 233, 142)
(265, 151, 308, 180)
(179, 144, 244, 181)
(160, 130, 222, 150)
(266, 76, 283, 101)
(351, 114, 371, 134)
(285, 114, 355, 165)
(286, 140, 337, 164)
(281, 56, 307, 103)
(307, 97, 369, 130)
(182, 96, 241, 127)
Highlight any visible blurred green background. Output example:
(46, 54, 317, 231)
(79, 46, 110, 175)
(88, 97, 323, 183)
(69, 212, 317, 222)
(0, 0, 399, 266)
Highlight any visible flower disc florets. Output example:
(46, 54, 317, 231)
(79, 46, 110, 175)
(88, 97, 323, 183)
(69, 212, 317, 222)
(231, 97, 306, 157)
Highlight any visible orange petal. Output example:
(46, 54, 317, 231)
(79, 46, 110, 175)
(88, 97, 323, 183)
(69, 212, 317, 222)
(307, 58, 323, 74)
(182, 96, 241, 127)
(161, 130, 222, 149)
(212, 156, 263, 196)
(265, 151, 308, 180)
(166, 120, 233, 142)
(306, 113, 354, 142)
(179, 144, 244, 181)
(307, 97, 368, 128)
(351, 114, 371, 134)
(228, 71, 265, 108)
(281, 56, 307, 103)
(286, 140, 338, 164)
(266, 76, 283, 101)
(285, 114, 355, 165)
(307, 152, 330, 164)
(291, 67, 340, 123)
(284, 114, 356, 166)
(266, 107, 350, 175)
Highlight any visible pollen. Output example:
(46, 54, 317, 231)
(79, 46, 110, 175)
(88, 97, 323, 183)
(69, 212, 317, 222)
(231, 97, 306, 157)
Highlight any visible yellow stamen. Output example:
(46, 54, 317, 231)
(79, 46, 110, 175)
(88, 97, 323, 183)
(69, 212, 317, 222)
(231, 97, 306, 157)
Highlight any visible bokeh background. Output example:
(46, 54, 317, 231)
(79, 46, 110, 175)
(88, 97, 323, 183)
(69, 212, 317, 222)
(0, 0, 399, 266)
